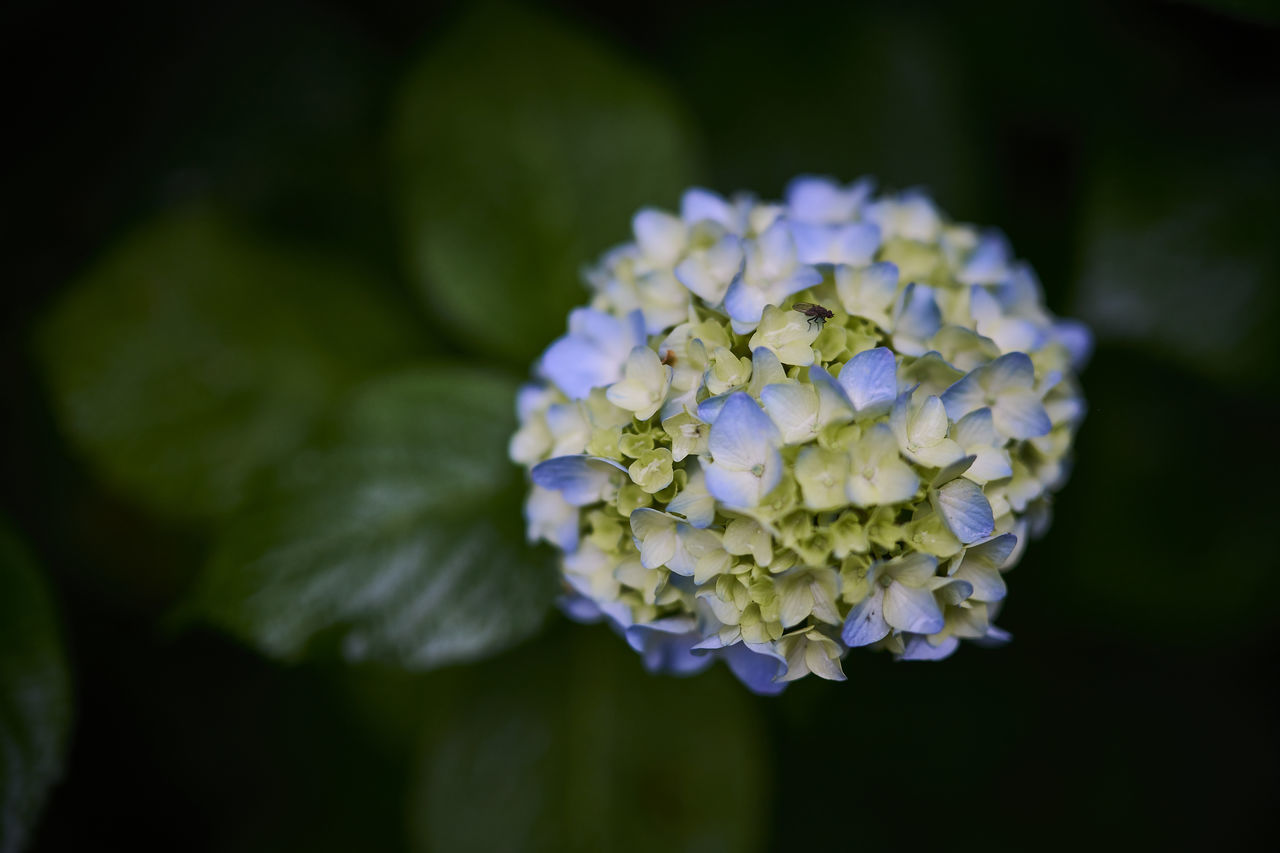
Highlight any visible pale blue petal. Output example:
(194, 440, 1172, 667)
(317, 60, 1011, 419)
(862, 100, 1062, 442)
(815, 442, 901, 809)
(995, 390, 1052, 439)
(932, 478, 996, 544)
(704, 463, 769, 509)
(783, 265, 825, 296)
(841, 587, 890, 647)
(721, 642, 788, 695)
(808, 364, 853, 412)
(680, 187, 737, 230)
(626, 619, 715, 675)
(559, 592, 632, 630)
(967, 532, 1018, 569)
(760, 382, 819, 444)
(667, 466, 716, 528)
(837, 346, 897, 418)
(940, 371, 986, 421)
(861, 261, 900, 306)
(696, 393, 732, 424)
(952, 407, 998, 447)
(515, 384, 547, 420)
(708, 392, 781, 471)
(540, 308, 644, 399)
(723, 273, 767, 329)
(756, 218, 797, 272)
(791, 222, 879, 267)
(930, 454, 976, 487)
(785, 175, 854, 222)
(749, 347, 787, 394)
(539, 335, 617, 399)
(789, 221, 834, 265)
(955, 564, 1006, 602)
(558, 593, 603, 624)
(883, 582, 945, 634)
(690, 633, 728, 651)
(1052, 319, 1094, 370)
(985, 351, 1035, 390)
(524, 488, 580, 551)
(958, 231, 1012, 285)
(976, 625, 1012, 646)
(933, 578, 974, 606)
(530, 455, 627, 506)
(893, 282, 942, 345)
(900, 634, 960, 661)
(829, 223, 881, 266)
(633, 209, 686, 266)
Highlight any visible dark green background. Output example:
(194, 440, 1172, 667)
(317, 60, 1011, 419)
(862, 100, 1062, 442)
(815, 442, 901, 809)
(3, 1, 1278, 850)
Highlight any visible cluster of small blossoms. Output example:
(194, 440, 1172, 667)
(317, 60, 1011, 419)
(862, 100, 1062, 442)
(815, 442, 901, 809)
(510, 176, 1089, 694)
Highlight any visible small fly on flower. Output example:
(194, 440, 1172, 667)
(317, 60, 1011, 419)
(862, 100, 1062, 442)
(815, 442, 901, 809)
(660, 349, 677, 366)
(793, 301, 834, 329)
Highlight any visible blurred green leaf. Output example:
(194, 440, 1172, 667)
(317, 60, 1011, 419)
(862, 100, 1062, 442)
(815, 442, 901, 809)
(37, 211, 426, 521)
(667, 6, 983, 216)
(1041, 350, 1273, 647)
(0, 521, 73, 853)
(411, 626, 769, 853)
(391, 1, 702, 363)
(1073, 144, 1278, 391)
(193, 366, 557, 669)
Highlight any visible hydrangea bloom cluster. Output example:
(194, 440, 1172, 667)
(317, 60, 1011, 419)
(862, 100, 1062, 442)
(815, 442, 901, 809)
(511, 177, 1089, 694)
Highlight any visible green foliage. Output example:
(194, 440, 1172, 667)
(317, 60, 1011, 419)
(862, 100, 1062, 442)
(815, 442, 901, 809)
(193, 366, 558, 669)
(391, 1, 703, 363)
(411, 627, 769, 853)
(0, 522, 72, 853)
(37, 211, 425, 521)
(1074, 144, 1279, 390)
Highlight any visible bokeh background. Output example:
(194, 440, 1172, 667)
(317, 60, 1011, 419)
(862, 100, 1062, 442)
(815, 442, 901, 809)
(3, 1, 1279, 850)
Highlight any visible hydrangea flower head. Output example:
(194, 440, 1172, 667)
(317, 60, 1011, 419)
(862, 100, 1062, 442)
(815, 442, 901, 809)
(512, 176, 1089, 694)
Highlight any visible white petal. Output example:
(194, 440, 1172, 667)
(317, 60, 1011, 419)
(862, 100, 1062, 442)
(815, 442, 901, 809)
(869, 458, 921, 505)
(883, 582, 945, 634)
(966, 448, 1013, 483)
(886, 552, 939, 585)
(748, 347, 787, 395)
(805, 642, 847, 681)
(778, 576, 815, 629)
(911, 395, 950, 445)
(954, 563, 1007, 602)
(911, 439, 966, 469)
(633, 208, 686, 266)
(993, 390, 1051, 439)
(835, 261, 898, 326)
(629, 508, 678, 569)
(760, 382, 819, 445)
(667, 465, 716, 528)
